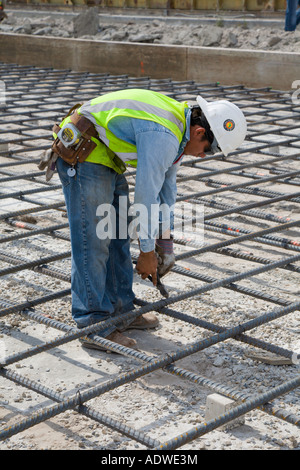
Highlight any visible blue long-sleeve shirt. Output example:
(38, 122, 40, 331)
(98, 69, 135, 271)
(107, 109, 191, 252)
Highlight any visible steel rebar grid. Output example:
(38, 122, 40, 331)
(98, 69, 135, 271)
(0, 299, 299, 442)
(1, 249, 300, 364)
(0, 63, 299, 450)
(154, 375, 300, 450)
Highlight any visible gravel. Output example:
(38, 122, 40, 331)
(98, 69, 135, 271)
(1, 8, 300, 52)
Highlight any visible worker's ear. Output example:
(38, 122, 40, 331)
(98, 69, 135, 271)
(191, 125, 206, 140)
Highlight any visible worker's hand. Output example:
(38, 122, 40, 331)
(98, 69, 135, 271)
(136, 250, 158, 286)
(155, 236, 175, 277)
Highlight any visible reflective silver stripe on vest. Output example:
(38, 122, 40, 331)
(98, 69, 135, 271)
(114, 151, 137, 162)
(80, 99, 184, 133)
(79, 111, 137, 161)
(79, 111, 109, 145)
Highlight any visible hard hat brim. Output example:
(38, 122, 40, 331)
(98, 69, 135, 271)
(196, 95, 210, 115)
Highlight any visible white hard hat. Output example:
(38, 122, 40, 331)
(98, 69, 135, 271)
(196, 95, 247, 156)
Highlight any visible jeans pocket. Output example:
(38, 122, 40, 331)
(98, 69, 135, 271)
(57, 157, 71, 188)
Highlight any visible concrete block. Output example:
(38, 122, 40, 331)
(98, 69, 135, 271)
(187, 46, 300, 91)
(0, 141, 9, 153)
(205, 393, 245, 430)
(244, 351, 293, 365)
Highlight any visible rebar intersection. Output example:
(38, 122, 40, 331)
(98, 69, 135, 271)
(0, 63, 299, 450)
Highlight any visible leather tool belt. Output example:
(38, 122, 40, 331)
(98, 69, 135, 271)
(52, 106, 98, 166)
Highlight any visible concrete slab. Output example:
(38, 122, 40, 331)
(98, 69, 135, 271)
(186, 45, 300, 90)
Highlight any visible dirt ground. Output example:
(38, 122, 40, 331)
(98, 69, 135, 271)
(0, 23, 299, 450)
(1, 6, 300, 52)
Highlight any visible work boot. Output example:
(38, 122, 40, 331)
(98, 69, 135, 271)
(119, 312, 159, 331)
(80, 330, 137, 352)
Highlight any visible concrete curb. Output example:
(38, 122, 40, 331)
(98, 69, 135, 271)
(0, 32, 298, 90)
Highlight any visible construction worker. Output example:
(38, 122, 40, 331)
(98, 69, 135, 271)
(285, 0, 300, 30)
(41, 89, 247, 351)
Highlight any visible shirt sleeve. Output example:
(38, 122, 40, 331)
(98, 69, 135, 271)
(133, 126, 180, 252)
(158, 161, 181, 235)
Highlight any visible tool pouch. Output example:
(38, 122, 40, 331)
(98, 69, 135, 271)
(51, 129, 97, 166)
(51, 106, 98, 166)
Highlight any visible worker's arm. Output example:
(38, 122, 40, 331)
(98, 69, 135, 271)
(155, 161, 181, 277)
(133, 121, 179, 283)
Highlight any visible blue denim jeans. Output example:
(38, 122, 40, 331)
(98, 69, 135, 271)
(285, 0, 300, 30)
(57, 158, 135, 335)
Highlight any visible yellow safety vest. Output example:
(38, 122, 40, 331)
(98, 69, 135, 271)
(58, 89, 188, 174)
